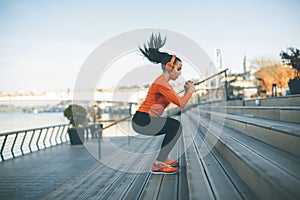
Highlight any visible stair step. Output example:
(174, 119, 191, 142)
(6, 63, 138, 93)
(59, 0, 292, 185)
(197, 105, 300, 123)
(181, 114, 257, 199)
(185, 111, 300, 199)
(201, 95, 300, 106)
(244, 95, 300, 106)
(192, 108, 300, 156)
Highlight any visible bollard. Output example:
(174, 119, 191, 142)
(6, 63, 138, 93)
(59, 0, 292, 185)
(272, 83, 277, 97)
(255, 99, 261, 106)
(98, 124, 103, 160)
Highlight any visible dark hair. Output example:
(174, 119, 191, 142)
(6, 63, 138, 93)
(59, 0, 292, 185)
(139, 33, 181, 71)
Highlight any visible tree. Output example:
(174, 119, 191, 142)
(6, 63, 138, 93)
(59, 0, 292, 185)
(280, 47, 300, 95)
(280, 47, 300, 74)
(255, 58, 297, 96)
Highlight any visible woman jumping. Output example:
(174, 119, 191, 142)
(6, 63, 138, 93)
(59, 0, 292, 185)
(132, 33, 195, 174)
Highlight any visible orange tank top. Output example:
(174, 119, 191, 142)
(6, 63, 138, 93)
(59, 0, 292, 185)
(137, 75, 192, 117)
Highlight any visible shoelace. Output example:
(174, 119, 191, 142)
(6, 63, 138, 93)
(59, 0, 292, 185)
(154, 160, 170, 167)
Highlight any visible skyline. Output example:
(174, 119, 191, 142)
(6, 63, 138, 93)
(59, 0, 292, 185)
(1, 0, 299, 93)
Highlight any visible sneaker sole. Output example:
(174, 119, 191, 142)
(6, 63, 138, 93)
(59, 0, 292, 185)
(151, 170, 178, 175)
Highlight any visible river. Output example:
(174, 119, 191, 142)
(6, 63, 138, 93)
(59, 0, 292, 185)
(0, 112, 69, 133)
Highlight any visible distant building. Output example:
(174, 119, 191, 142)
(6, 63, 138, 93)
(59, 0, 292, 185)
(225, 55, 259, 99)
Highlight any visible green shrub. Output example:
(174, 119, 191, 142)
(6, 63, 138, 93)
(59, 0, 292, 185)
(64, 104, 88, 128)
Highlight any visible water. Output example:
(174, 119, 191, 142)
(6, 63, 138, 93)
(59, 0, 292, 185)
(0, 112, 135, 136)
(0, 112, 69, 133)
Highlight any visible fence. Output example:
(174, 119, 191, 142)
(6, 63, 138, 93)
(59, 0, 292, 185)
(0, 124, 69, 161)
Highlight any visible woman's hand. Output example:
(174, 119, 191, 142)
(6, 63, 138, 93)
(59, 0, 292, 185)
(184, 80, 195, 93)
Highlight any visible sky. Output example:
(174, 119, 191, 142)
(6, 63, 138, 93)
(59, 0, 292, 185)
(0, 0, 299, 93)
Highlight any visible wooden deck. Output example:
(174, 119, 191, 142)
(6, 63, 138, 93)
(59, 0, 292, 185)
(1, 96, 300, 199)
(0, 135, 189, 200)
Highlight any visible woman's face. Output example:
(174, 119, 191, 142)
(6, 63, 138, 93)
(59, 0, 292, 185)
(169, 61, 182, 80)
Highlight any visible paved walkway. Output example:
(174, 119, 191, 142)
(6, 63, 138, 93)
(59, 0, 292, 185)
(0, 143, 97, 199)
(0, 135, 187, 200)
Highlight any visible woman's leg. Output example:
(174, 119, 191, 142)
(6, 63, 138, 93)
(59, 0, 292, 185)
(155, 117, 182, 162)
(132, 112, 182, 162)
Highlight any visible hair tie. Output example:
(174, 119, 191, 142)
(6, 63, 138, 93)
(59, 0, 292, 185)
(166, 55, 176, 67)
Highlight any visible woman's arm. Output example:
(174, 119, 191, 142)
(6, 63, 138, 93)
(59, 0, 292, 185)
(158, 84, 193, 108)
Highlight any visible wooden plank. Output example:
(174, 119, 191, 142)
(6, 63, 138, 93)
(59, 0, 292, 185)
(97, 137, 160, 200)
(121, 151, 159, 200)
(140, 174, 163, 200)
(140, 134, 180, 199)
(157, 174, 178, 200)
(121, 172, 151, 200)
(157, 142, 180, 200)
(177, 137, 190, 200)
(181, 114, 215, 200)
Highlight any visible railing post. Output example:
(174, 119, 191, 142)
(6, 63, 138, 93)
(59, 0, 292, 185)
(60, 125, 66, 143)
(43, 128, 49, 148)
(55, 126, 61, 145)
(65, 124, 70, 142)
(20, 131, 27, 155)
(36, 129, 43, 150)
(28, 130, 36, 153)
(49, 127, 56, 147)
(1, 135, 8, 161)
(11, 134, 18, 158)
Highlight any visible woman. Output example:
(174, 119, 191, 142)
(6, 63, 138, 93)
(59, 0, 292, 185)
(132, 33, 195, 174)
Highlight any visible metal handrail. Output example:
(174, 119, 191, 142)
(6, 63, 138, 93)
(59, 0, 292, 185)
(0, 124, 69, 136)
(193, 68, 229, 86)
(0, 123, 69, 161)
(178, 68, 229, 94)
(95, 115, 132, 134)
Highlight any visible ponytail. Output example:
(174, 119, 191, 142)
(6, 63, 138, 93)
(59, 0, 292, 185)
(139, 33, 182, 70)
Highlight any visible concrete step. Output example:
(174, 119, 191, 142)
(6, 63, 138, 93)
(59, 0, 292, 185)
(197, 105, 300, 123)
(181, 114, 258, 200)
(184, 111, 300, 199)
(244, 95, 300, 106)
(191, 108, 300, 156)
(195, 94, 300, 107)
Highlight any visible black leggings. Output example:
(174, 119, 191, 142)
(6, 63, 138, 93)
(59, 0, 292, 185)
(132, 111, 182, 162)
